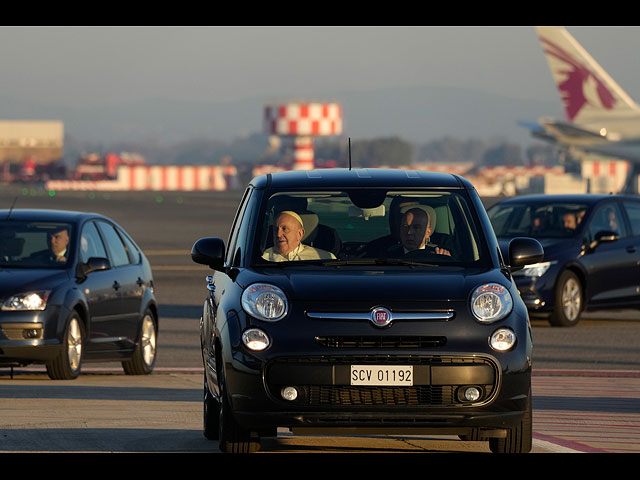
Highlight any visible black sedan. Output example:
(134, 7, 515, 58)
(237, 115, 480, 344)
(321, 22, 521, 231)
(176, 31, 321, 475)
(488, 194, 640, 326)
(191, 168, 543, 453)
(0, 209, 158, 379)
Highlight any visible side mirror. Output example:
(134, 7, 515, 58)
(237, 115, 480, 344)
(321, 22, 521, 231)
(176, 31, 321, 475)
(191, 237, 225, 271)
(587, 230, 619, 252)
(508, 237, 544, 272)
(77, 256, 111, 279)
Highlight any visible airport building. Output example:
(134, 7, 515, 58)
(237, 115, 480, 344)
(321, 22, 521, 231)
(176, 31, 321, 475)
(0, 120, 64, 164)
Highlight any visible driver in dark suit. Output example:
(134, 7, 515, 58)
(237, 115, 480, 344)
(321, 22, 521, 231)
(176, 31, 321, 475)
(28, 226, 70, 264)
(387, 206, 451, 256)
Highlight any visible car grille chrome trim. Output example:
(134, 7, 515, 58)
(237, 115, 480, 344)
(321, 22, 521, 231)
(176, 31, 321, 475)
(306, 311, 454, 321)
(314, 336, 447, 348)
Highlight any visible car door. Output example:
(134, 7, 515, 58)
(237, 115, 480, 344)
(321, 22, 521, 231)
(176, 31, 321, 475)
(78, 220, 126, 353)
(581, 201, 638, 306)
(95, 221, 141, 348)
(619, 199, 640, 306)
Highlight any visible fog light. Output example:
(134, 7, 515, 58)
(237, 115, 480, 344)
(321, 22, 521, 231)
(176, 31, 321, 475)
(23, 328, 42, 339)
(242, 328, 270, 351)
(490, 328, 516, 352)
(463, 386, 481, 402)
(281, 386, 298, 401)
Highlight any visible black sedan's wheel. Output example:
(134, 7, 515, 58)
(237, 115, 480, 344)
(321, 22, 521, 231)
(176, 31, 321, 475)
(218, 370, 260, 453)
(489, 388, 532, 454)
(203, 375, 220, 440)
(550, 270, 583, 327)
(122, 310, 157, 375)
(46, 312, 84, 380)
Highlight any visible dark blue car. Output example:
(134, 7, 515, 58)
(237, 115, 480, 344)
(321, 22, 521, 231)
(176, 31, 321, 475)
(488, 194, 640, 326)
(0, 209, 158, 379)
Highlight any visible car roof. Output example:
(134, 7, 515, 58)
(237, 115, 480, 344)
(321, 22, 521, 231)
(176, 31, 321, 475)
(0, 208, 107, 223)
(250, 168, 471, 190)
(492, 193, 640, 207)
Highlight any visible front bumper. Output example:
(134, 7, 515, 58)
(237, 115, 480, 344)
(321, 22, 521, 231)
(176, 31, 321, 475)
(513, 271, 558, 315)
(223, 349, 531, 434)
(0, 306, 65, 365)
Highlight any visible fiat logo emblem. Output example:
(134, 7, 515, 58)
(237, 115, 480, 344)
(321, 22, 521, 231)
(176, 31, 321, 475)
(370, 307, 392, 327)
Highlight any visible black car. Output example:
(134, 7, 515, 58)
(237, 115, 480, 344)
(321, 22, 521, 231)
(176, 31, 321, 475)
(488, 194, 640, 326)
(191, 168, 543, 453)
(0, 209, 158, 379)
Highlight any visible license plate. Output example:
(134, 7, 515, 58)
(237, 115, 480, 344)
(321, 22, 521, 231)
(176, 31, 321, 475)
(350, 365, 413, 386)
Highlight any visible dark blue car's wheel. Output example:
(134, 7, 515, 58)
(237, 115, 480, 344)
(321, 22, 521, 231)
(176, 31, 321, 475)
(217, 369, 260, 453)
(550, 270, 583, 327)
(46, 311, 84, 380)
(203, 375, 220, 440)
(122, 310, 157, 375)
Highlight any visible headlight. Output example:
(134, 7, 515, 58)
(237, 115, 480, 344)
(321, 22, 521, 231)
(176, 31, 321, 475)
(241, 283, 288, 322)
(1, 291, 50, 311)
(470, 283, 513, 323)
(515, 261, 555, 277)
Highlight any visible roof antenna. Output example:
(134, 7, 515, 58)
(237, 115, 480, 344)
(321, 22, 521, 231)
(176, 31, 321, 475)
(6, 196, 17, 220)
(348, 137, 352, 171)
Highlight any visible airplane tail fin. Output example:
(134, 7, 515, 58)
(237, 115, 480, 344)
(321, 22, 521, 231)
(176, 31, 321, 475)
(535, 26, 638, 123)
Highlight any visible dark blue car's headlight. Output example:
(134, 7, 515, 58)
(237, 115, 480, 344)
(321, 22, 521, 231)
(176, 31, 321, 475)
(241, 283, 288, 322)
(470, 283, 513, 323)
(514, 260, 556, 277)
(1, 291, 51, 311)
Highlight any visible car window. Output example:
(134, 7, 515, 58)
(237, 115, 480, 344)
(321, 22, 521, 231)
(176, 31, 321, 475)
(80, 221, 108, 263)
(622, 201, 640, 236)
(488, 202, 588, 238)
(588, 202, 627, 240)
(117, 227, 141, 264)
(252, 189, 487, 267)
(0, 221, 74, 269)
(96, 221, 130, 267)
(226, 187, 252, 266)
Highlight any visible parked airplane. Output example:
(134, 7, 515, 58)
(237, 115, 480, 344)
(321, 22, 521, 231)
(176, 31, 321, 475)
(525, 26, 640, 192)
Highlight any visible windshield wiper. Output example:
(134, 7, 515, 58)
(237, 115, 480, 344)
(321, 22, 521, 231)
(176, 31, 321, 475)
(319, 258, 437, 267)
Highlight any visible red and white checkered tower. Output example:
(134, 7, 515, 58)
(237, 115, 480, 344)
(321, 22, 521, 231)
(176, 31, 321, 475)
(264, 102, 343, 170)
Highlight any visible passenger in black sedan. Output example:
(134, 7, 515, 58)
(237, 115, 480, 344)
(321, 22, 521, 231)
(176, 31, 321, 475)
(261, 210, 335, 262)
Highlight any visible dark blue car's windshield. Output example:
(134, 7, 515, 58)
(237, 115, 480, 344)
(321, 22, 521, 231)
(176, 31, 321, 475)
(0, 221, 74, 268)
(488, 202, 589, 238)
(253, 189, 489, 267)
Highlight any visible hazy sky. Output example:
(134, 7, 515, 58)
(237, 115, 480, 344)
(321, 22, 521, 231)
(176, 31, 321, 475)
(1, 26, 639, 110)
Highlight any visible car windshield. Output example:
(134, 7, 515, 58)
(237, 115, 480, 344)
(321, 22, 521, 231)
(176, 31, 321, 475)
(0, 221, 74, 268)
(252, 189, 488, 267)
(488, 202, 589, 238)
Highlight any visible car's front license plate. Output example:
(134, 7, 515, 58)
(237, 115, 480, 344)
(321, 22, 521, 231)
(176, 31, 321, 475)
(350, 365, 413, 386)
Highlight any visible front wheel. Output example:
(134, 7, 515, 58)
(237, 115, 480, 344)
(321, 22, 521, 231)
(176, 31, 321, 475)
(550, 270, 583, 327)
(489, 389, 532, 453)
(122, 310, 157, 375)
(217, 368, 260, 453)
(46, 312, 84, 380)
(203, 375, 220, 440)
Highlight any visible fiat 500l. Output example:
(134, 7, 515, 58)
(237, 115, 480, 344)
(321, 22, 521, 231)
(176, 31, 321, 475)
(191, 168, 543, 453)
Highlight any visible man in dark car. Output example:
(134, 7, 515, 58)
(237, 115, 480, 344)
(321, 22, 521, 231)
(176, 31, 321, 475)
(28, 225, 70, 264)
(389, 206, 451, 256)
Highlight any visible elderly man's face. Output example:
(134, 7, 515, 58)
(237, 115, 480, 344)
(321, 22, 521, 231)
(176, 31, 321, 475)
(273, 213, 304, 255)
(399, 209, 431, 251)
(49, 229, 69, 256)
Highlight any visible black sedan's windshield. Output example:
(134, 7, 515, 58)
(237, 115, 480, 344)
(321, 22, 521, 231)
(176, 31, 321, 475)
(488, 202, 589, 238)
(252, 189, 488, 267)
(0, 221, 74, 268)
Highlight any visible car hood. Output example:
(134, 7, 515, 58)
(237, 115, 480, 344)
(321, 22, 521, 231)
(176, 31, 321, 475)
(0, 268, 70, 297)
(247, 267, 509, 302)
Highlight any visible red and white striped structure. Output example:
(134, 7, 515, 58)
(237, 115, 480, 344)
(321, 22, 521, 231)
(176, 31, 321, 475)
(264, 102, 343, 170)
(46, 165, 238, 191)
(581, 158, 629, 193)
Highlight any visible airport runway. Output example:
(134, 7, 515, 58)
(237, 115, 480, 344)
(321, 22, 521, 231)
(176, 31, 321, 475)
(1, 186, 639, 453)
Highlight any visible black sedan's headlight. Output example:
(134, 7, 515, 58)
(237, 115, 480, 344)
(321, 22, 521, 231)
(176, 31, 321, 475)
(470, 283, 513, 323)
(241, 283, 288, 322)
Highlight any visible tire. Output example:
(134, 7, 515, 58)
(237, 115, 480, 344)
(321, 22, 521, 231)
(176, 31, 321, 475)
(550, 270, 583, 327)
(203, 375, 220, 440)
(217, 368, 260, 453)
(489, 388, 532, 454)
(46, 312, 84, 380)
(122, 310, 157, 375)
